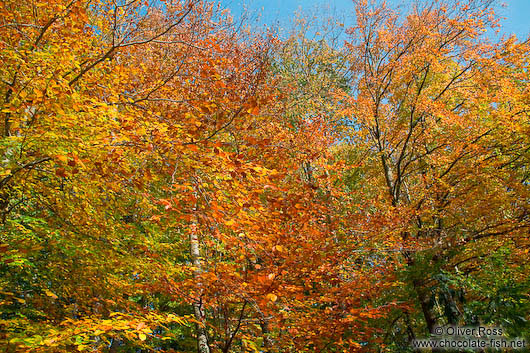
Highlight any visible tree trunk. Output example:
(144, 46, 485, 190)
(190, 221, 211, 353)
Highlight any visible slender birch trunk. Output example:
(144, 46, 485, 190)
(190, 219, 211, 353)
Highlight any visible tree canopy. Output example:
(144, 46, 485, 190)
(1, 0, 528, 352)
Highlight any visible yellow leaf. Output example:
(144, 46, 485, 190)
(44, 289, 58, 299)
(266, 293, 278, 302)
(138, 333, 147, 341)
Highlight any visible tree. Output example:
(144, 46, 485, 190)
(0, 0, 273, 351)
(340, 0, 530, 345)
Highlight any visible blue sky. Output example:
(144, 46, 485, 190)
(220, 0, 530, 39)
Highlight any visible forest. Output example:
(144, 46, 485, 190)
(0, 0, 529, 351)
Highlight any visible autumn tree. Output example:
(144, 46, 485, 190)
(0, 0, 275, 351)
(339, 0, 530, 346)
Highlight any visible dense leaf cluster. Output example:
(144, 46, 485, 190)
(0, 0, 528, 352)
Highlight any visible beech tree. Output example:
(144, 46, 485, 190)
(340, 0, 530, 346)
